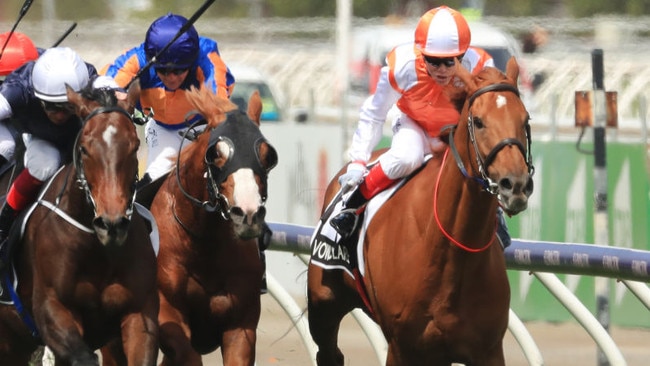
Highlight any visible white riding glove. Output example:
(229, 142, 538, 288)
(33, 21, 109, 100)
(338, 162, 366, 187)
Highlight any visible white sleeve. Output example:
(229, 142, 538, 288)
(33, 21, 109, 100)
(0, 94, 12, 120)
(348, 66, 400, 163)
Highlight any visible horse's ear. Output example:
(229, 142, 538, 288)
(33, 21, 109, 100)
(66, 84, 90, 117)
(505, 57, 520, 84)
(247, 90, 262, 126)
(122, 79, 141, 114)
(454, 60, 475, 92)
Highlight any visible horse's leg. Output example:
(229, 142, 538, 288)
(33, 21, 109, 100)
(307, 266, 358, 366)
(220, 327, 256, 365)
(158, 296, 202, 366)
(120, 298, 159, 366)
(32, 296, 99, 366)
(99, 339, 126, 366)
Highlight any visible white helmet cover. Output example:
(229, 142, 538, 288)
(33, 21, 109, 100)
(32, 47, 89, 103)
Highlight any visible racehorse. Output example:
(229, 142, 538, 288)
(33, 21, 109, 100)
(308, 57, 534, 366)
(0, 83, 159, 365)
(150, 87, 277, 365)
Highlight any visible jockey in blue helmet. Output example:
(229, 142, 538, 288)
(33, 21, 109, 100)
(101, 12, 235, 182)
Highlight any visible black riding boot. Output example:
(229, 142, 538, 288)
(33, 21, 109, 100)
(329, 188, 368, 239)
(258, 223, 272, 294)
(0, 202, 18, 273)
(496, 207, 511, 249)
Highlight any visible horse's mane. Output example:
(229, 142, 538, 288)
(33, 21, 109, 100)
(80, 81, 119, 107)
(185, 85, 238, 129)
(177, 86, 239, 165)
(473, 66, 512, 88)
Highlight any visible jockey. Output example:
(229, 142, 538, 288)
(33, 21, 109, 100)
(0, 47, 97, 272)
(330, 6, 512, 248)
(0, 32, 41, 167)
(101, 12, 235, 183)
(0, 31, 41, 83)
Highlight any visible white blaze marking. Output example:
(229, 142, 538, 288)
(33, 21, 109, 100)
(496, 95, 507, 108)
(103, 125, 118, 147)
(233, 168, 261, 219)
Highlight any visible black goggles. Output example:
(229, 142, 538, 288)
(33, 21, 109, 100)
(40, 100, 75, 113)
(424, 55, 463, 68)
(155, 67, 189, 76)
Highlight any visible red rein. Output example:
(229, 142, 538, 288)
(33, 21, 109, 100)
(433, 148, 496, 253)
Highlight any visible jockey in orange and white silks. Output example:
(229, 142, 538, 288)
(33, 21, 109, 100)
(101, 13, 235, 182)
(329, 6, 511, 247)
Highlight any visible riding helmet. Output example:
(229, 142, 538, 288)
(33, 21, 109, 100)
(0, 32, 39, 76)
(32, 47, 89, 102)
(414, 6, 471, 57)
(144, 13, 199, 69)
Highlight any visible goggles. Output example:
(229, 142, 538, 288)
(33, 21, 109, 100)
(424, 55, 463, 68)
(155, 67, 189, 76)
(40, 100, 75, 113)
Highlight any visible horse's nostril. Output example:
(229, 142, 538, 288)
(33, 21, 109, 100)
(525, 176, 534, 195)
(230, 206, 244, 217)
(499, 178, 513, 191)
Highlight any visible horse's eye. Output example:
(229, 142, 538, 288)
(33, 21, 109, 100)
(473, 116, 484, 129)
(80, 146, 88, 156)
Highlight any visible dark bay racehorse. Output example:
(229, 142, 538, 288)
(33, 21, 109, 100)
(308, 58, 534, 366)
(150, 87, 277, 365)
(0, 84, 159, 365)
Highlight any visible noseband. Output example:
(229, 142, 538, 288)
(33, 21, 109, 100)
(448, 83, 535, 195)
(73, 106, 138, 219)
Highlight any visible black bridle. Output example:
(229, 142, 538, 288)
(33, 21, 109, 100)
(448, 83, 535, 195)
(72, 106, 138, 219)
(174, 111, 278, 221)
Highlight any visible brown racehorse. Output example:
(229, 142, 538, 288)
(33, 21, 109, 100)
(150, 87, 277, 365)
(0, 83, 159, 365)
(308, 58, 534, 366)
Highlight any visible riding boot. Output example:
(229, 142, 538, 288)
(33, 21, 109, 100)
(330, 162, 397, 239)
(329, 188, 368, 239)
(136, 172, 153, 191)
(258, 222, 272, 294)
(0, 202, 18, 273)
(496, 207, 511, 249)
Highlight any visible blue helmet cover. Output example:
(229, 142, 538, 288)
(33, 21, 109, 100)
(145, 13, 199, 69)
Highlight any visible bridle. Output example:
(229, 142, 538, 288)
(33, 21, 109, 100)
(72, 106, 138, 220)
(174, 111, 277, 221)
(447, 83, 535, 195)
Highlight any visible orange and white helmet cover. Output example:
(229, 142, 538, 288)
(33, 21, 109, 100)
(414, 6, 471, 57)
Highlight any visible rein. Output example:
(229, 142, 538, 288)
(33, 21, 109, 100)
(173, 118, 233, 220)
(448, 83, 534, 195)
(434, 149, 496, 252)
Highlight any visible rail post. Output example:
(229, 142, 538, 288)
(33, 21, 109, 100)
(591, 48, 610, 366)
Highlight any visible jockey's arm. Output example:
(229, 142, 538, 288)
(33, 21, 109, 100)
(348, 66, 400, 164)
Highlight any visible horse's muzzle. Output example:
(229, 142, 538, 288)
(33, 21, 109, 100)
(498, 173, 533, 215)
(229, 205, 266, 240)
(93, 216, 131, 246)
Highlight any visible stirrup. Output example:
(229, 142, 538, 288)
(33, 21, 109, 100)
(330, 208, 360, 239)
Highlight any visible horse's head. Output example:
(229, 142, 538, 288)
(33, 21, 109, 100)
(185, 86, 277, 240)
(66, 81, 141, 247)
(454, 58, 534, 215)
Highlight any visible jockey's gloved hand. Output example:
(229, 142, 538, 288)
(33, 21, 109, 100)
(338, 162, 366, 188)
(132, 108, 154, 126)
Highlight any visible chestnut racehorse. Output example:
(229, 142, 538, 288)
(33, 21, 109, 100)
(308, 58, 534, 366)
(0, 83, 159, 365)
(151, 87, 277, 365)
